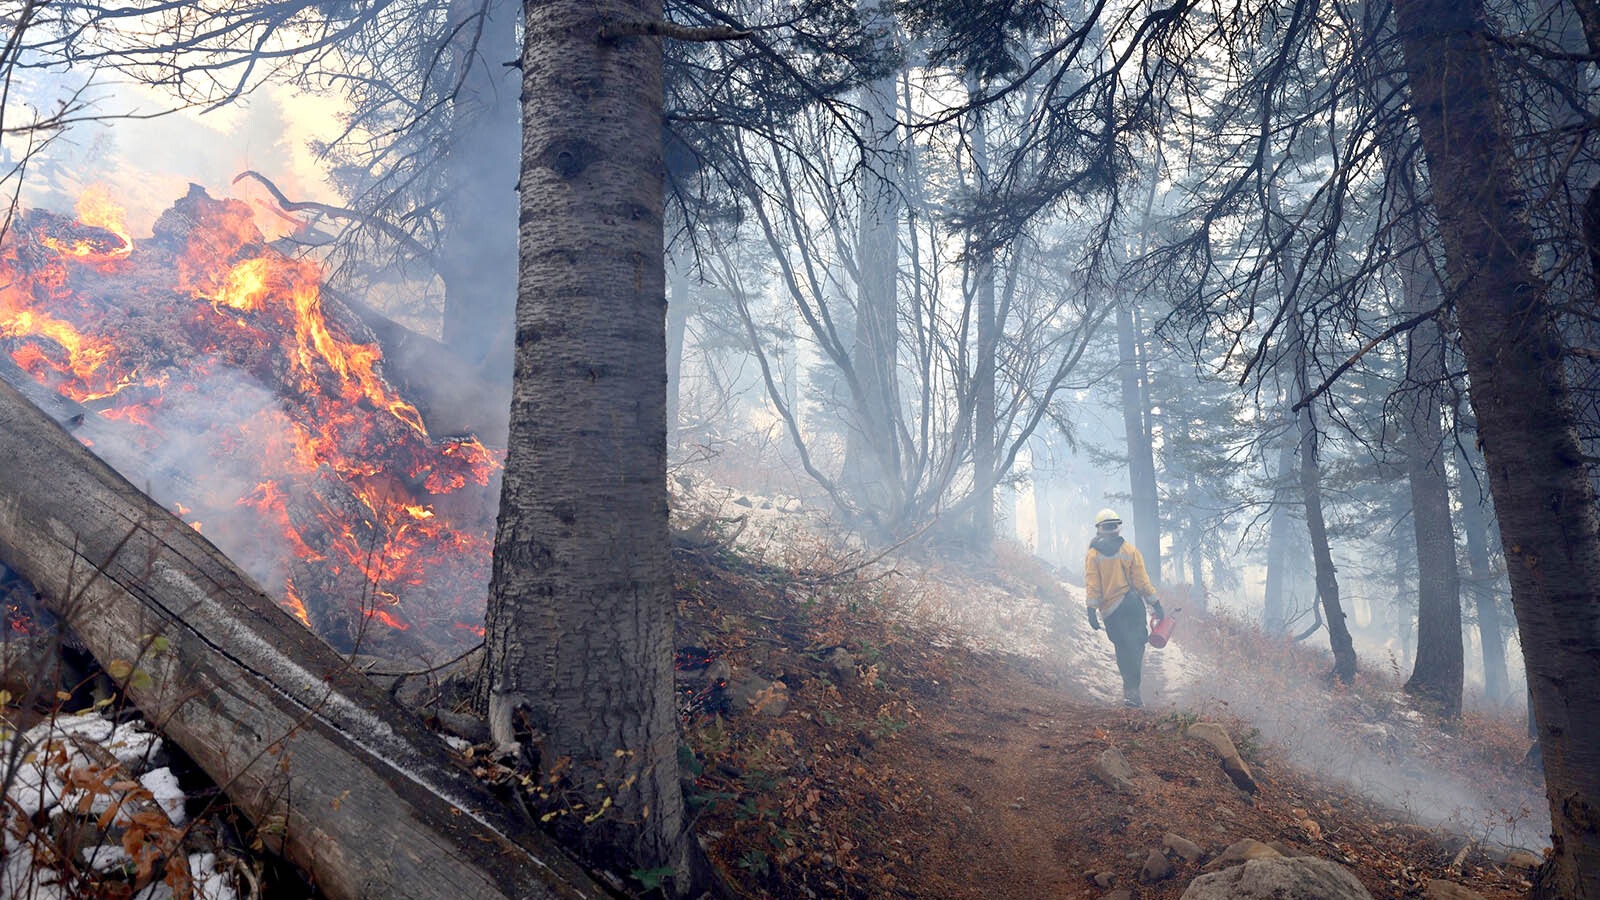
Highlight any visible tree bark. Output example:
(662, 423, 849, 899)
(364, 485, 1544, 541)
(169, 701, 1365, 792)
(0, 378, 602, 900)
(480, 0, 694, 891)
(1389, 0, 1600, 893)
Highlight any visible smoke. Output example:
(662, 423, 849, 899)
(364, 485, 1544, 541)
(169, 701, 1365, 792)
(1163, 628, 1550, 853)
(79, 366, 299, 594)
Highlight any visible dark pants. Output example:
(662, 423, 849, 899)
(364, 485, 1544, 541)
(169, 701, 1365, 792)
(1104, 596, 1148, 700)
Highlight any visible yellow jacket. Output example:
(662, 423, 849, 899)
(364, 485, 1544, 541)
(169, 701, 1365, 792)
(1085, 535, 1158, 617)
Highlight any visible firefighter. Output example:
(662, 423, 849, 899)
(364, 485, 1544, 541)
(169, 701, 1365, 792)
(1084, 509, 1163, 708)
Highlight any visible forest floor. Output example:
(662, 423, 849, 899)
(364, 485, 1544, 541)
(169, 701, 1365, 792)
(0, 480, 1550, 900)
(668, 489, 1547, 900)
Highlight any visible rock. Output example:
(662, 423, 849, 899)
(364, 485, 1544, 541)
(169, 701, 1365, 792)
(1503, 849, 1544, 871)
(1090, 747, 1137, 794)
(1203, 839, 1283, 870)
(782, 498, 803, 513)
(726, 673, 790, 717)
(758, 498, 773, 510)
(1139, 849, 1174, 883)
(1093, 871, 1116, 888)
(1163, 832, 1204, 863)
(1185, 722, 1259, 793)
(825, 647, 856, 681)
(1424, 880, 1488, 900)
(732, 495, 753, 508)
(1181, 857, 1373, 900)
(432, 709, 490, 746)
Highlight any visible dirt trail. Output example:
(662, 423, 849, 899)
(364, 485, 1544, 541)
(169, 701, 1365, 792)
(869, 662, 1529, 900)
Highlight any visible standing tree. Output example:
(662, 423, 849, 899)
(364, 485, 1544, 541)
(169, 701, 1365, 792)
(478, 0, 693, 889)
(1389, 0, 1600, 892)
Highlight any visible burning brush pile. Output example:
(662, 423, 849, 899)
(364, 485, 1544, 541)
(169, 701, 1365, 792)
(0, 185, 499, 653)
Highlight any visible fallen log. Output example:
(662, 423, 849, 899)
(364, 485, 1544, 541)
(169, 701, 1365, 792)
(0, 376, 605, 900)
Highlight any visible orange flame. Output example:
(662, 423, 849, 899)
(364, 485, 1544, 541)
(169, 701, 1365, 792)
(0, 187, 500, 644)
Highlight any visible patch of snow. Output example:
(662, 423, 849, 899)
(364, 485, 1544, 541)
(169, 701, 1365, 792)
(23, 714, 115, 747)
(8, 757, 64, 817)
(80, 843, 135, 874)
(189, 853, 239, 900)
(104, 724, 163, 768)
(140, 767, 186, 826)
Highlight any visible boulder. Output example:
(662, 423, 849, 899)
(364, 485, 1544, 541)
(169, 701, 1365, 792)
(1181, 857, 1373, 900)
(1163, 832, 1205, 863)
(1203, 839, 1283, 870)
(1139, 849, 1174, 883)
(1184, 722, 1259, 793)
(1090, 747, 1137, 794)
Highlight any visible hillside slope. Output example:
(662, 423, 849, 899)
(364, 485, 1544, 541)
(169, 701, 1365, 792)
(672, 486, 1546, 899)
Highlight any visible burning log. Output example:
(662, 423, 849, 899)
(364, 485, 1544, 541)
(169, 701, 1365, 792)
(0, 375, 603, 900)
(0, 186, 499, 650)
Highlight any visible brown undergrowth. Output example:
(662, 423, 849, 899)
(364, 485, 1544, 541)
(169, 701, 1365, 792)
(672, 532, 1542, 900)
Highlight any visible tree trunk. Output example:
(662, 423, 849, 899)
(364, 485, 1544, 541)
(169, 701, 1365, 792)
(969, 72, 997, 553)
(1117, 300, 1161, 579)
(1262, 434, 1295, 635)
(1035, 469, 1057, 562)
(1390, 0, 1600, 893)
(438, 0, 522, 377)
(666, 252, 692, 449)
(481, 0, 694, 890)
(1120, 172, 1163, 580)
(1456, 417, 1510, 704)
(1396, 235, 1463, 718)
(0, 379, 601, 900)
(843, 0, 901, 519)
(1292, 318, 1358, 683)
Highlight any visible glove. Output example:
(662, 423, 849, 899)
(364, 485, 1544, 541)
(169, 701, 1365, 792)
(1151, 600, 1166, 620)
(1087, 608, 1101, 631)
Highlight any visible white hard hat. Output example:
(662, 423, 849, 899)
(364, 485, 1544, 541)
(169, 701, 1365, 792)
(1094, 508, 1121, 526)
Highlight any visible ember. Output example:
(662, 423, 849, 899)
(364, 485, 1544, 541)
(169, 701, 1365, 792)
(0, 185, 499, 651)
